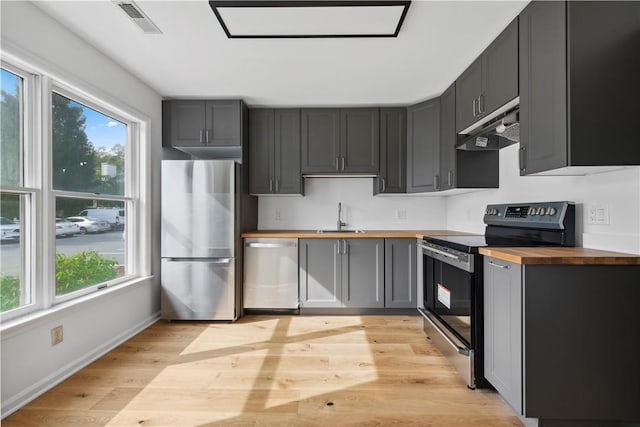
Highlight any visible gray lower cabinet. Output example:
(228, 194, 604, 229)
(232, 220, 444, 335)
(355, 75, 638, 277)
(519, 1, 640, 175)
(299, 238, 384, 308)
(483, 256, 640, 424)
(249, 109, 302, 195)
(162, 100, 243, 147)
(301, 108, 379, 174)
(374, 108, 406, 194)
(384, 239, 416, 308)
(483, 257, 522, 414)
(407, 98, 440, 193)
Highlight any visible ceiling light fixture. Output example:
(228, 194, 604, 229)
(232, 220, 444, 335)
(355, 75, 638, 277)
(209, 1, 411, 39)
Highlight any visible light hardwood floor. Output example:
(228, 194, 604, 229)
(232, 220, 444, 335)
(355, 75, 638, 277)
(3, 315, 523, 426)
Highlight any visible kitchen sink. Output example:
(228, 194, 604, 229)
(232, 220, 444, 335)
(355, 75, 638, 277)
(316, 229, 366, 234)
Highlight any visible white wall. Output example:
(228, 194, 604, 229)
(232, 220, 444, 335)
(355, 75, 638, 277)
(446, 144, 640, 254)
(260, 145, 640, 255)
(259, 178, 448, 230)
(0, 1, 162, 417)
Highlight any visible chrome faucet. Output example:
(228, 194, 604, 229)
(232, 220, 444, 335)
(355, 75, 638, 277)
(337, 202, 346, 231)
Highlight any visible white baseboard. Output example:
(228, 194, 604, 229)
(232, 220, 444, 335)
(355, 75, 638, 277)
(1, 312, 160, 418)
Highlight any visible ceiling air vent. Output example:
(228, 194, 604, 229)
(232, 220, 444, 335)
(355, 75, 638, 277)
(115, 1, 162, 34)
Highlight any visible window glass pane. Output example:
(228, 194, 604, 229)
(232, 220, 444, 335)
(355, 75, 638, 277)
(1, 193, 27, 312)
(0, 68, 23, 187)
(52, 92, 126, 195)
(55, 197, 126, 296)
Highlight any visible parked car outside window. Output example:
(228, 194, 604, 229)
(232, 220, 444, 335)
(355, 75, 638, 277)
(66, 216, 110, 234)
(55, 218, 79, 237)
(0, 216, 20, 242)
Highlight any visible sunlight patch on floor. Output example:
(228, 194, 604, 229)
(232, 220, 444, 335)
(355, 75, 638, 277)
(104, 315, 379, 423)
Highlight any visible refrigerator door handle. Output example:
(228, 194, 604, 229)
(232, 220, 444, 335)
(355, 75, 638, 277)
(165, 257, 233, 264)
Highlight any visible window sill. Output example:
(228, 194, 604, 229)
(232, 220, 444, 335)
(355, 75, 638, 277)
(0, 275, 155, 339)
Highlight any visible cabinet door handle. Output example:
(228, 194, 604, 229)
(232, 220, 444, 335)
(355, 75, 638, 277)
(205, 129, 210, 143)
(472, 98, 477, 117)
(519, 146, 526, 172)
(269, 179, 273, 192)
(342, 239, 347, 255)
(448, 171, 453, 187)
(479, 94, 485, 115)
(199, 130, 204, 143)
(336, 240, 341, 255)
(434, 174, 440, 191)
(275, 179, 279, 193)
(335, 157, 339, 171)
(488, 260, 509, 269)
(341, 157, 345, 171)
(381, 178, 386, 192)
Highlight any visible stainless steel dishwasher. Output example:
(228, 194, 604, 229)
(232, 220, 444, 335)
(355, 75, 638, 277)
(243, 238, 299, 310)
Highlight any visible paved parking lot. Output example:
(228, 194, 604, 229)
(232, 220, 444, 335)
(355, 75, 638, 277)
(0, 231, 125, 277)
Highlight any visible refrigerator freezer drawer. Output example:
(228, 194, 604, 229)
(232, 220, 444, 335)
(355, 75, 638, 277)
(244, 238, 299, 309)
(161, 258, 236, 320)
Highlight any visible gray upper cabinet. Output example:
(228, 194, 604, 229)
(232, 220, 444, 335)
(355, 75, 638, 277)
(384, 239, 417, 308)
(299, 238, 384, 309)
(407, 98, 440, 193)
(455, 57, 482, 133)
(163, 100, 243, 147)
(375, 108, 406, 194)
(456, 18, 518, 132)
(340, 109, 379, 174)
(519, 1, 640, 175)
(301, 108, 379, 174)
(301, 109, 340, 173)
(483, 257, 523, 414)
(249, 109, 302, 195)
(249, 109, 274, 195)
(439, 83, 456, 191)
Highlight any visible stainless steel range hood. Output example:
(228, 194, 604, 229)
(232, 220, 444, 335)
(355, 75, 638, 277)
(456, 97, 519, 151)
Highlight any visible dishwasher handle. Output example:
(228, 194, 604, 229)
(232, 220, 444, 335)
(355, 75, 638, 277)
(245, 242, 297, 249)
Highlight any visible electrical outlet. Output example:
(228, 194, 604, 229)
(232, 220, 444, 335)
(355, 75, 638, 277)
(396, 209, 407, 220)
(51, 325, 63, 346)
(587, 204, 610, 225)
(274, 209, 281, 221)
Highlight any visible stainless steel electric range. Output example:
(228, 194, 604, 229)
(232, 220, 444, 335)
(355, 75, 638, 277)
(417, 201, 576, 389)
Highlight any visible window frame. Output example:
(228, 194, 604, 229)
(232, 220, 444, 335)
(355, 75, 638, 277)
(0, 63, 38, 321)
(0, 57, 151, 323)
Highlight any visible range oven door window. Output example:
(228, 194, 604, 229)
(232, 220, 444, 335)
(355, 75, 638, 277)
(424, 256, 472, 346)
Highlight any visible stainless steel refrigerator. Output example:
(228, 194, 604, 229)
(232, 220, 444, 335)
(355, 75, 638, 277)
(161, 159, 243, 320)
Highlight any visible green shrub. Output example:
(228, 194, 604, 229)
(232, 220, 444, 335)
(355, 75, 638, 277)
(1, 251, 120, 311)
(0, 275, 20, 312)
(56, 251, 119, 295)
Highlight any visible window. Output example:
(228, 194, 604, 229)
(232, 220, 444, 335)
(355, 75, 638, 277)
(51, 91, 133, 301)
(0, 60, 147, 321)
(0, 66, 32, 314)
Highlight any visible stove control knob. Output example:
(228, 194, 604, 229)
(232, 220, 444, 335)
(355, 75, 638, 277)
(527, 207, 535, 216)
(536, 207, 545, 215)
(546, 207, 557, 216)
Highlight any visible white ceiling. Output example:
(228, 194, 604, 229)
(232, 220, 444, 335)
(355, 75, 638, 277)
(34, 0, 528, 107)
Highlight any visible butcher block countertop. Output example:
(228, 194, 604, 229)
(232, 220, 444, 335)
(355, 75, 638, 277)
(241, 230, 474, 239)
(479, 247, 640, 265)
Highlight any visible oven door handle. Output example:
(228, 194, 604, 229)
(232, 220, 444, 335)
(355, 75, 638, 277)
(417, 243, 459, 260)
(419, 308, 470, 356)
